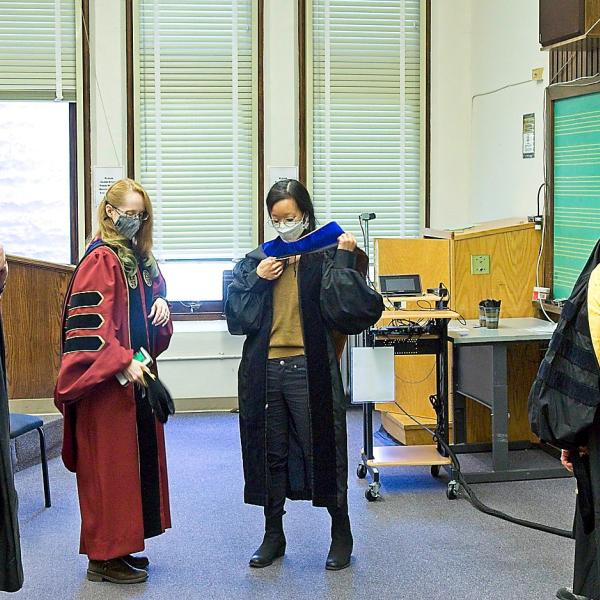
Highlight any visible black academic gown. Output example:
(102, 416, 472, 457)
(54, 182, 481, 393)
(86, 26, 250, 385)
(0, 317, 23, 592)
(574, 260, 600, 599)
(574, 413, 600, 598)
(225, 247, 383, 508)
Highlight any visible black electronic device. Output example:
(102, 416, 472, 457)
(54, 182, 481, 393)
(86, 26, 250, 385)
(374, 324, 427, 336)
(426, 282, 449, 309)
(379, 274, 422, 297)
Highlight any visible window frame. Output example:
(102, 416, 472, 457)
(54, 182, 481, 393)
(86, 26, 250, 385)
(0, 0, 88, 265)
(126, 0, 265, 319)
(298, 0, 431, 228)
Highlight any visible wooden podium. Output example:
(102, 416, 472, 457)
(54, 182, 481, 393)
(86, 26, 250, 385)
(374, 218, 543, 445)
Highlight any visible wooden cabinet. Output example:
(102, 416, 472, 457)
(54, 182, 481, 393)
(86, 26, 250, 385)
(374, 218, 543, 444)
(1, 256, 74, 407)
(540, 0, 600, 48)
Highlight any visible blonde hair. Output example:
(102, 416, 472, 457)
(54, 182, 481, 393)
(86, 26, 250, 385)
(94, 178, 158, 278)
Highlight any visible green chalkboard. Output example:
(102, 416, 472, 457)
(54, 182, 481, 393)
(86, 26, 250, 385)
(553, 91, 600, 300)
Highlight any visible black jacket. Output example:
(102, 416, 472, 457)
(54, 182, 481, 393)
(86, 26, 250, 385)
(0, 318, 23, 592)
(528, 240, 600, 534)
(529, 240, 600, 450)
(225, 247, 383, 507)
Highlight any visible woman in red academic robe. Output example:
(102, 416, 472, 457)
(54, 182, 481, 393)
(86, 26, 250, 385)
(55, 178, 173, 584)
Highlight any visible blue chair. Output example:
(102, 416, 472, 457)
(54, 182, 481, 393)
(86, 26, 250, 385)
(9, 413, 51, 508)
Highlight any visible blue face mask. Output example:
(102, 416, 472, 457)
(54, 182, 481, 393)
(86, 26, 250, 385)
(115, 214, 142, 240)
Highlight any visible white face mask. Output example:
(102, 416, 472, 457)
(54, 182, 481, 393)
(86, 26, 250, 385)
(272, 216, 308, 242)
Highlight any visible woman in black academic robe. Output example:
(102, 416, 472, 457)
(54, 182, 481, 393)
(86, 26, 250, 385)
(558, 250, 600, 600)
(0, 246, 23, 592)
(225, 179, 383, 571)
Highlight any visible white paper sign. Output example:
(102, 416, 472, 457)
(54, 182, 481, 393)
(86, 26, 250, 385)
(93, 166, 125, 209)
(350, 347, 396, 404)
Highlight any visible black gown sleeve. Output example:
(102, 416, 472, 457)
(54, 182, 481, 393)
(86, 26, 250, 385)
(225, 257, 272, 336)
(320, 249, 384, 335)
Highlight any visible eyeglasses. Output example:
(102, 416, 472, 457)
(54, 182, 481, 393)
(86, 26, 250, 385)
(109, 204, 149, 222)
(269, 217, 303, 227)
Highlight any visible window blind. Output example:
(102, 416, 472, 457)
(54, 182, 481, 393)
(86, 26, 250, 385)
(137, 0, 256, 260)
(308, 0, 423, 243)
(0, 0, 76, 101)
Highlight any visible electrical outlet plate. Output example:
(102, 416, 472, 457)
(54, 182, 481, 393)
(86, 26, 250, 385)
(532, 67, 544, 81)
(471, 254, 490, 275)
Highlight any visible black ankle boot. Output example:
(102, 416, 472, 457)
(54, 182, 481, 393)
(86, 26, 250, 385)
(326, 512, 353, 571)
(249, 516, 286, 568)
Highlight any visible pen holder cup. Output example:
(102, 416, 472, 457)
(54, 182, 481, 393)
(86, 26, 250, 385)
(484, 306, 500, 329)
(478, 305, 487, 327)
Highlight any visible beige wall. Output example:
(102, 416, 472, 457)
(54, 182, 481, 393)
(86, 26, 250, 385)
(429, 0, 472, 229)
(429, 0, 549, 229)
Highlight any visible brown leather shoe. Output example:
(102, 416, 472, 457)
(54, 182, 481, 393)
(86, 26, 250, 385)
(121, 555, 150, 570)
(87, 558, 148, 584)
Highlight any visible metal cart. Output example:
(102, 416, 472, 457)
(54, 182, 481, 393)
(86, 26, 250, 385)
(356, 308, 460, 501)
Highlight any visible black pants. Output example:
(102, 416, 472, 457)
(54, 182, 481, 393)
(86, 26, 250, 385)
(265, 355, 347, 520)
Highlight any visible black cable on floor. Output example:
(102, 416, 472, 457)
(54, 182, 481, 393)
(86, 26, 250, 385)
(394, 397, 574, 540)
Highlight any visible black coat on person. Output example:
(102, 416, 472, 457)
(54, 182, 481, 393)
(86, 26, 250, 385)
(225, 246, 384, 508)
(0, 317, 23, 592)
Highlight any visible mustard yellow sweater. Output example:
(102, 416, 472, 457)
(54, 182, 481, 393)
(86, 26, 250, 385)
(268, 262, 305, 359)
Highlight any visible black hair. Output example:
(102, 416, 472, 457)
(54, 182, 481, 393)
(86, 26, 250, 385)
(265, 179, 317, 232)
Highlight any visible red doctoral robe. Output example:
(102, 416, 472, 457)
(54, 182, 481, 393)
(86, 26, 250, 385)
(54, 243, 173, 560)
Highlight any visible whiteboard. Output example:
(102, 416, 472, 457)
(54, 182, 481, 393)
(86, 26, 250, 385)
(350, 347, 395, 404)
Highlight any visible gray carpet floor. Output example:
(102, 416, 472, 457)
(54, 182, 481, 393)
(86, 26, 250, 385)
(9, 409, 576, 599)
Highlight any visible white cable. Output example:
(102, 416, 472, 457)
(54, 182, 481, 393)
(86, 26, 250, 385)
(153, 0, 163, 257)
(399, 1, 406, 235)
(324, 0, 332, 221)
(54, 0, 63, 101)
(232, 0, 240, 258)
(549, 72, 600, 87)
(471, 79, 533, 104)
(80, 2, 120, 165)
(584, 15, 600, 37)
(536, 185, 554, 323)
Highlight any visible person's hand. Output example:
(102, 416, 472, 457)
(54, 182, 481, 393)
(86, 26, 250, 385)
(256, 257, 284, 281)
(123, 359, 150, 386)
(337, 232, 357, 252)
(561, 449, 574, 473)
(561, 447, 588, 473)
(148, 298, 170, 327)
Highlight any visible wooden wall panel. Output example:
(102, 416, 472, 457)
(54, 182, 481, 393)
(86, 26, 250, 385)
(375, 238, 450, 292)
(1, 256, 74, 399)
(451, 226, 542, 320)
